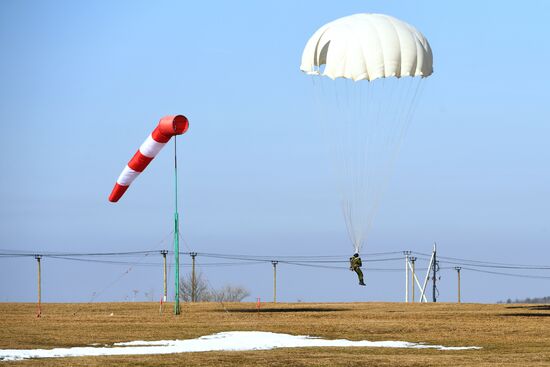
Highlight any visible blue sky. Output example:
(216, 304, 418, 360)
(1, 0, 549, 303)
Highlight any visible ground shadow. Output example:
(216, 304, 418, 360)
(222, 307, 349, 313)
(501, 305, 550, 317)
(505, 305, 550, 311)
(501, 313, 550, 317)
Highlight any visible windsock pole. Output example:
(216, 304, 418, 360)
(107, 115, 189, 316)
(174, 135, 181, 315)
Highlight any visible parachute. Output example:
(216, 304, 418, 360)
(109, 115, 189, 202)
(301, 14, 433, 253)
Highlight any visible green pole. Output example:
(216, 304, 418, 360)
(174, 135, 180, 315)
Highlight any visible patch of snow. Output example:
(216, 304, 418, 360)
(0, 331, 481, 361)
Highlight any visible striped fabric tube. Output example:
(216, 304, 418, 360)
(109, 115, 189, 202)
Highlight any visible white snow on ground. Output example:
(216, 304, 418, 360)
(0, 331, 481, 361)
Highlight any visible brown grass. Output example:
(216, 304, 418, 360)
(0, 302, 549, 366)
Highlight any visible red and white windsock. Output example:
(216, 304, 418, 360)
(109, 115, 189, 202)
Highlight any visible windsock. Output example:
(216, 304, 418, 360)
(109, 115, 189, 202)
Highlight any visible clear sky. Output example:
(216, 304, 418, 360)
(1, 0, 549, 304)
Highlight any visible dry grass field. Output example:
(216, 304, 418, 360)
(0, 302, 549, 366)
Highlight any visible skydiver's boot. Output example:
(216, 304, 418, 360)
(359, 280, 366, 286)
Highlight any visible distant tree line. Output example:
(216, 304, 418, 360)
(498, 296, 550, 304)
(179, 272, 250, 302)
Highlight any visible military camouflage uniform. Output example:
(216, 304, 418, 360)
(350, 255, 365, 285)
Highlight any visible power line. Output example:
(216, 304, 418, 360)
(0, 250, 402, 260)
(3, 249, 550, 271)
(438, 259, 550, 270)
(195, 254, 405, 264)
(44, 256, 268, 268)
(0, 250, 162, 257)
(3, 252, 423, 272)
(412, 251, 550, 269)
(194, 251, 403, 259)
(2, 248, 550, 280)
(460, 267, 550, 280)
(47, 256, 163, 266)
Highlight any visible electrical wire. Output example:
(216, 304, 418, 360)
(2, 248, 550, 280)
(460, 267, 550, 280)
(412, 251, 550, 269)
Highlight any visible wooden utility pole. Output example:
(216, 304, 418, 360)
(35, 255, 42, 317)
(190, 252, 197, 302)
(410, 257, 417, 303)
(160, 250, 168, 302)
(271, 261, 278, 303)
(455, 267, 462, 303)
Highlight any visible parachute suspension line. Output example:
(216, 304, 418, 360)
(366, 78, 392, 248)
(366, 78, 409, 226)
(340, 79, 357, 252)
(331, 76, 426, 254)
(311, 76, 356, 252)
(309, 76, 427, 255)
(173, 135, 181, 315)
(364, 78, 388, 237)
(358, 80, 372, 249)
(356, 80, 371, 253)
(355, 79, 369, 252)
(369, 78, 426, 230)
(302, 13, 433, 257)
(353, 79, 363, 251)
(349, 80, 359, 253)
(382, 78, 425, 188)
(342, 78, 388, 253)
(401, 79, 426, 142)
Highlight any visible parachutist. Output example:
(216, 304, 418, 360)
(349, 253, 365, 286)
(302, 15, 432, 268)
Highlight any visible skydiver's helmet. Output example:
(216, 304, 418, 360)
(353, 253, 359, 257)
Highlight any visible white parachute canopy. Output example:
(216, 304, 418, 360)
(301, 13, 433, 253)
(301, 13, 433, 81)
